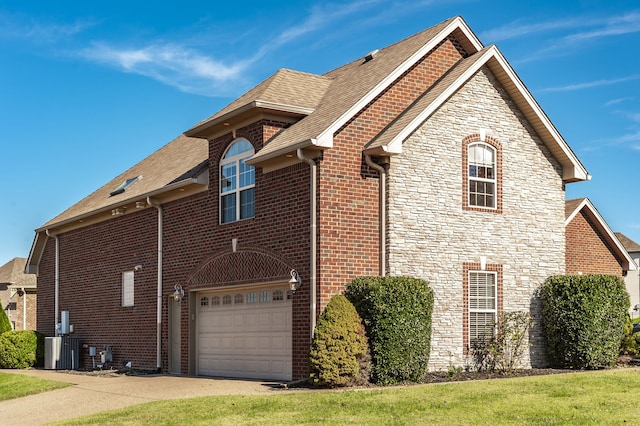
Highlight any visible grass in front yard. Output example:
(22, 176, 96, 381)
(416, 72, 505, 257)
(0, 371, 71, 401)
(57, 369, 640, 425)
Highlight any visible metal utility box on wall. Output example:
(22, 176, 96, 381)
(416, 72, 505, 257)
(44, 337, 80, 370)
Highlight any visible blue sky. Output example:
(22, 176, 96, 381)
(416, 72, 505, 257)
(1, 0, 639, 266)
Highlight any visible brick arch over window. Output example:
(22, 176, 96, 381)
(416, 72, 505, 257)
(187, 246, 296, 288)
(462, 134, 503, 214)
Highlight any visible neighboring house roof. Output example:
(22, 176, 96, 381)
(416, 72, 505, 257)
(0, 258, 36, 288)
(615, 232, 640, 254)
(26, 134, 208, 274)
(565, 198, 636, 271)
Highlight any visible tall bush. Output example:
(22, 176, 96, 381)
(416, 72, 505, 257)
(0, 330, 45, 369)
(541, 274, 629, 369)
(0, 299, 12, 334)
(345, 276, 434, 386)
(308, 294, 370, 388)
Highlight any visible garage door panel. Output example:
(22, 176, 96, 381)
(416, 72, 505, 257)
(197, 286, 292, 381)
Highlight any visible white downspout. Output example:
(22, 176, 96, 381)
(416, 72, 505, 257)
(296, 149, 317, 338)
(147, 197, 163, 371)
(46, 229, 60, 336)
(365, 155, 387, 276)
(21, 288, 26, 330)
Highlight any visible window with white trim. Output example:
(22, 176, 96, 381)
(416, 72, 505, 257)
(122, 271, 135, 307)
(468, 142, 496, 208)
(220, 139, 255, 223)
(468, 271, 497, 345)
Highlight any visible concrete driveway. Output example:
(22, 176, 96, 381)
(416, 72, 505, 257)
(1, 369, 284, 425)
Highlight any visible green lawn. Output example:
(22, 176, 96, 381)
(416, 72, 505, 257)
(0, 371, 71, 401)
(57, 369, 640, 425)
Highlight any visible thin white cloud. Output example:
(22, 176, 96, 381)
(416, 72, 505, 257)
(565, 12, 640, 42)
(604, 97, 634, 107)
(77, 0, 394, 96)
(485, 11, 640, 65)
(0, 12, 95, 43)
(480, 17, 589, 43)
(79, 42, 250, 96)
(539, 74, 640, 93)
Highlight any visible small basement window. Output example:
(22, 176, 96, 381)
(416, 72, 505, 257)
(110, 176, 142, 197)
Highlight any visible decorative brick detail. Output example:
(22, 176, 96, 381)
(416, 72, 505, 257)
(566, 210, 624, 276)
(187, 246, 296, 288)
(461, 134, 503, 214)
(462, 262, 503, 355)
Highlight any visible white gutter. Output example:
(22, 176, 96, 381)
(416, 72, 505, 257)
(147, 197, 163, 371)
(365, 155, 387, 276)
(45, 229, 59, 336)
(296, 149, 317, 338)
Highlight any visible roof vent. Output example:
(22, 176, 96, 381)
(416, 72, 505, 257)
(364, 49, 379, 62)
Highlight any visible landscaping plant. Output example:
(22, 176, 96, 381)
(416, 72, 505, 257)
(541, 274, 629, 369)
(308, 294, 370, 387)
(0, 330, 45, 369)
(0, 299, 12, 334)
(346, 276, 434, 385)
(471, 311, 532, 373)
(619, 314, 638, 357)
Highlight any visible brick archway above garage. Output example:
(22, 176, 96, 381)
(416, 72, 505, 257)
(187, 246, 295, 288)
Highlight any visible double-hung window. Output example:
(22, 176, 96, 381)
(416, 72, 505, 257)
(468, 271, 497, 345)
(220, 139, 255, 224)
(468, 142, 496, 209)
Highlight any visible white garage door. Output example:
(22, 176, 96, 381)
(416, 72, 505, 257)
(197, 285, 292, 381)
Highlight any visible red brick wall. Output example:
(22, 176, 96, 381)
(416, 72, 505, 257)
(317, 36, 467, 310)
(566, 210, 624, 276)
(37, 118, 313, 378)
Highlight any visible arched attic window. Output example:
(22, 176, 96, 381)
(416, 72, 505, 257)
(220, 139, 255, 224)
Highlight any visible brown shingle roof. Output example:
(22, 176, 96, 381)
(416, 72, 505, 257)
(615, 232, 640, 253)
(565, 198, 585, 219)
(41, 134, 208, 229)
(0, 258, 36, 287)
(249, 16, 469, 163)
(186, 69, 333, 136)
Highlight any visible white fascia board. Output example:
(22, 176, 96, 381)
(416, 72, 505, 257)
(564, 198, 588, 226)
(315, 17, 482, 150)
(246, 139, 318, 165)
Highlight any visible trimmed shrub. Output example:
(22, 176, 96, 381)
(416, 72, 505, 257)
(345, 276, 434, 386)
(541, 274, 629, 369)
(308, 294, 370, 388)
(0, 299, 12, 334)
(0, 330, 45, 369)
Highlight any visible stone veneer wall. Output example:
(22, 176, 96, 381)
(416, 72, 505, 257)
(387, 66, 566, 370)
